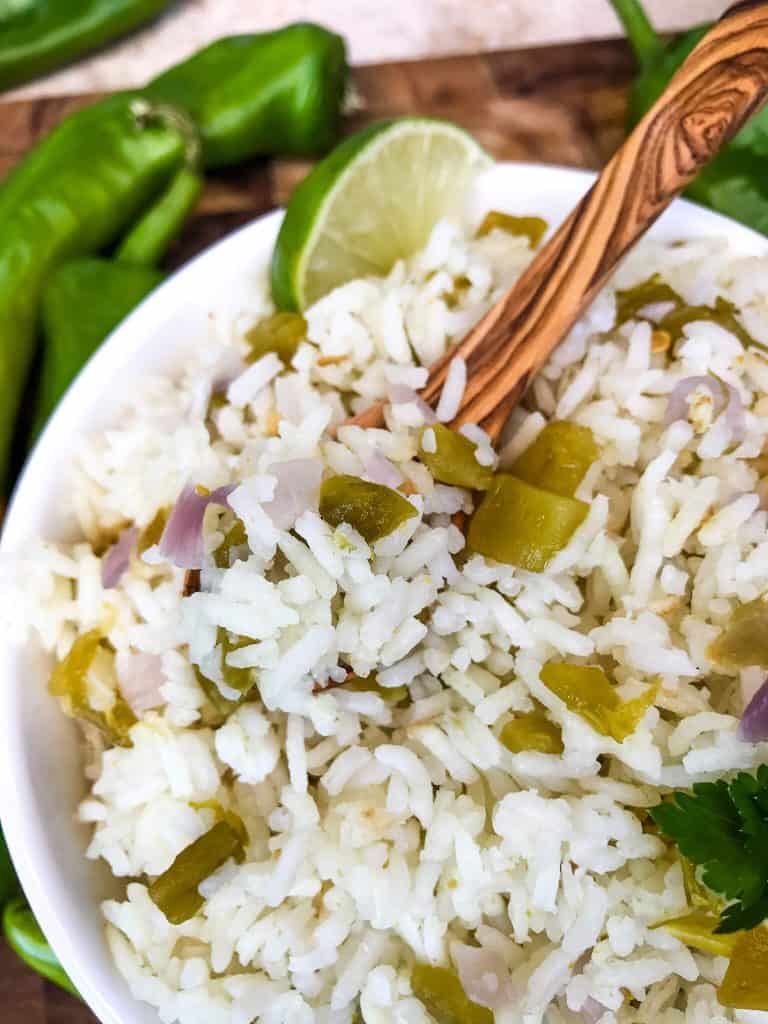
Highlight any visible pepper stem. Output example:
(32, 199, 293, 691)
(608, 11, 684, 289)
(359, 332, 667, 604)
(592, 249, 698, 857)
(609, 0, 661, 66)
(130, 98, 202, 171)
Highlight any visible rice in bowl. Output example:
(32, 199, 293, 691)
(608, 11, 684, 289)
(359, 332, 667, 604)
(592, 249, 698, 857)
(5, 205, 768, 1024)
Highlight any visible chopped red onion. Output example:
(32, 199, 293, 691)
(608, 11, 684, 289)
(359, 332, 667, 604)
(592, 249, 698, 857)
(581, 997, 609, 1023)
(723, 382, 746, 444)
(101, 526, 138, 588)
(159, 483, 235, 569)
(739, 676, 768, 743)
(451, 942, 515, 1011)
(262, 460, 323, 530)
(389, 384, 437, 424)
(665, 375, 727, 426)
(116, 651, 166, 714)
(363, 450, 403, 489)
(212, 351, 246, 394)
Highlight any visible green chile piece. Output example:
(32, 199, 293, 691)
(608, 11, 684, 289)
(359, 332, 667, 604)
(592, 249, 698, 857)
(319, 474, 417, 544)
(149, 821, 245, 924)
(467, 474, 588, 572)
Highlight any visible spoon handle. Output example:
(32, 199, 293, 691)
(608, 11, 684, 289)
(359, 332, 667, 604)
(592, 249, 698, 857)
(349, 0, 768, 440)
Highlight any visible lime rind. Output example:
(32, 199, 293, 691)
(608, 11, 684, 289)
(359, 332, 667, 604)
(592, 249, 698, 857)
(271, 118, 491, 311)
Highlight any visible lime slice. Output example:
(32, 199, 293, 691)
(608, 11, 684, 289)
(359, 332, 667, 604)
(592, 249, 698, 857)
(271, 118, 492, 311)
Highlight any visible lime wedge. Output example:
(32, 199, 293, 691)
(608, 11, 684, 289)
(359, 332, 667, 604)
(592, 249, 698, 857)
(271, 118, 491, 311)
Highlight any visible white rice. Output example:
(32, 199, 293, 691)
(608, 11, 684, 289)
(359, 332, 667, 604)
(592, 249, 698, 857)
(6, 211, 768, 1024)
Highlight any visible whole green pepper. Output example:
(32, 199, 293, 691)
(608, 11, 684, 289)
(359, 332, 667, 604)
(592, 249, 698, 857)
(0, 92, 191, 481)
(146, 24, 348, 167)
(3, 895, 79, 997)
(611, 0, 768, 233)
(31, 156, 203, 439)
(31, 258, 164, 438)
(116, 164, 203, 266)
(0, 826, 20, 907)
(0, 0, 173, 91)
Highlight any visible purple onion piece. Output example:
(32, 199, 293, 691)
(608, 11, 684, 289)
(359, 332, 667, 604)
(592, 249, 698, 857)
(451, 942, 516, 1011)
(262, 460, 323, 530)
(116, 651, 166, 714)
(664, 375, 727, 426)
(211, 352, 246, 395)
(101, 526, 138, 589)
(581, 997, 609, 1023)
(363, 449, 403, 489)
(389, 384, 438, 424)
(724, 382, 746, 445)
(739, 676, 768, 743)
(159, 483, 235, 570)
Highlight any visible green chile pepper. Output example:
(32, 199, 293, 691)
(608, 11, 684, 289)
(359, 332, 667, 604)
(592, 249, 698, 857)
(31, 258, 164, 438)
(411, 963, 493, 1024)
(0, 93, 190, 484)
(116, 164, 203, 266)
(467, 474, 588, 572)
(0, 0, 173, 91)
(0, 826, 20, 906)
(31, 158, 202, 439)
(419, 424, 493, 490)
(3, 896, 79, 997)
(611, 0, 768, 234)
(146, 24, 348, 167)
(319, 474, 417, 543)
(149, 820, 245, 924)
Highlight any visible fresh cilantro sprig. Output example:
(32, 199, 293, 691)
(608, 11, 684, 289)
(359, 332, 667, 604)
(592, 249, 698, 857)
(651, 765, 768, 934)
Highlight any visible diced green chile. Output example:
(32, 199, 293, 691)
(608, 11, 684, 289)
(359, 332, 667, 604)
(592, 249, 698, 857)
(419, 424, 493, 490)
(658, 296, 761, 351)
(654, 910, 738, 958)
(707, 597, 768, 668)
(214, 517, 248, 569)
(245, 312, 307, 365)
(467, 474, 588, 572)
(217, 627, 255, 695)
(615, 274, 683, 326)
(510, 421, 599, 498)
(194, 666, 242, 720)
(718, 927, 768, 1010)
(48, 630, 137, 746)
(475, 210, 548, 248)
(320, 474, 417, 543)
(411, 963, 493, 1024)
(138, 506, 170, 553)
(149, 821, 245, 924)
(345, 673, 408, 705)
(500, 708, 564, 755)
(540, 661, 657, 742)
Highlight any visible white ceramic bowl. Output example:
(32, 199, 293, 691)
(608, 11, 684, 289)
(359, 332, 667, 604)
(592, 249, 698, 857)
(2, 163, 767, 1024)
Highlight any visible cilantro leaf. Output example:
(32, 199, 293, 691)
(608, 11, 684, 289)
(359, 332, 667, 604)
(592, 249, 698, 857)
(650, 767, 768, 934)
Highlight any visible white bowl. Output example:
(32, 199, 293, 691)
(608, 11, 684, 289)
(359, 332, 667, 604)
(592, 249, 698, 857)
(1, 163, 767, 1023)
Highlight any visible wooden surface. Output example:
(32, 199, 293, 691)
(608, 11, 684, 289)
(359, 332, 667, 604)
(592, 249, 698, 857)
(0, 37, 634, 1024)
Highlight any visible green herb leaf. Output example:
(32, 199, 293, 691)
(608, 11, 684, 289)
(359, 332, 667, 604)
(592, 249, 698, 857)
(650, 766, 768, 933)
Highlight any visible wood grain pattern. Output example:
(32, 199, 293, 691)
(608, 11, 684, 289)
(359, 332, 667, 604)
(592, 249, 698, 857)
(0, 36, 637, 1024)
(351, 2, 768, 439)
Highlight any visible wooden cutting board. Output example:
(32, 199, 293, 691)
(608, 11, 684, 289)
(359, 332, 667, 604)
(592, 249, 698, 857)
(0, 36, 633, 1024)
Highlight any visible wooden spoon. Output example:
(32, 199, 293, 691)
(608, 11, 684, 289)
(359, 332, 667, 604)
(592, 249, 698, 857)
(347, 0, 768, 442)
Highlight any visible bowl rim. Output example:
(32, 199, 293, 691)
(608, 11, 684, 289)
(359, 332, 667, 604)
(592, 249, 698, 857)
(2, 160, 767, 1023)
